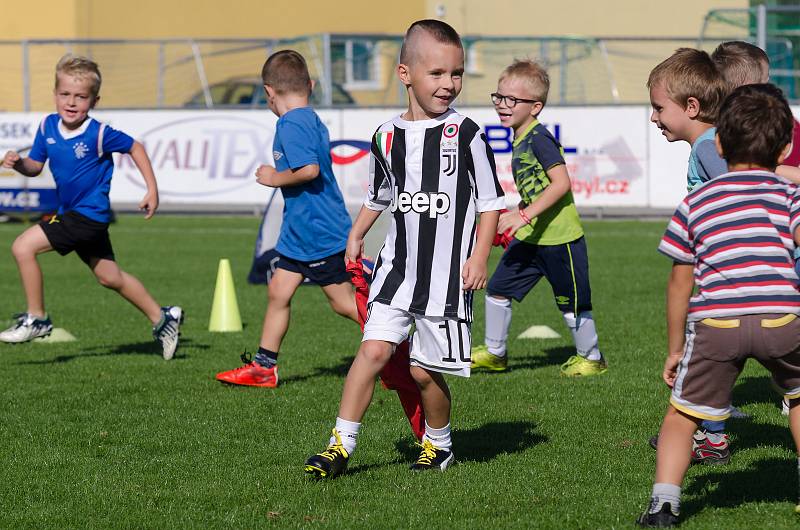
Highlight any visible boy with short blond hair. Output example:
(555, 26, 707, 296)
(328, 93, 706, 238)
(648, 48, 729, 190)
(470, 59, 607, 377)
(0, 54, 183, 358)
(304, 19, 504, 478)
(637, 83, 800, 527)
(215, 49, 359, 387)
(711, 40, 770, 89)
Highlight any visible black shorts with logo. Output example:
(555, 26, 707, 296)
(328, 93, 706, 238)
(276, 250, 349, 286)
(39, 211, 115, 265)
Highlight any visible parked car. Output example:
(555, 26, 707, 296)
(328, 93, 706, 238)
(184, 77, 355, 108)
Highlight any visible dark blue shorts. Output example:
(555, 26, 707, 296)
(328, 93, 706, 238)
(276, 251, 350, 286)
(487, 237, 592, 314)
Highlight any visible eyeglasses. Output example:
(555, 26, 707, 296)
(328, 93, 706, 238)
(490, 92, 538, 108)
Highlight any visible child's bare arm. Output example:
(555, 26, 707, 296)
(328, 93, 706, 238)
(129, 141, 159, 219)
(256, 164, 319, 187)
(2, 151, 44, 177)
(776, 164, 800, 185)
(498, 163, 571, 235)
(463, 209, 500, 290)
(664, 262, 694, 388)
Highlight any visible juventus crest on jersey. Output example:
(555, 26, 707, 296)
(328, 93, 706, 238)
(365, 109, 505, 320)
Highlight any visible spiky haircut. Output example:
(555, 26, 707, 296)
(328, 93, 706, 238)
(261, 49, 312, 96)
(55, 54, 102, 98)
(399, 19, 463, 65)
(711, 41, 770, 90)
(499, 59, 550, 105)
(647, 48, 727, 123)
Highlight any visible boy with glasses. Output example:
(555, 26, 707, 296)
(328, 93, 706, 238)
(471, 59, 607, 376)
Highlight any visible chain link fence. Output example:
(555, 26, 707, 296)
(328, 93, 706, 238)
(0, 30, 794, 112)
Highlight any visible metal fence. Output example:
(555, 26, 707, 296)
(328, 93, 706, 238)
(0, 30, 795, 112)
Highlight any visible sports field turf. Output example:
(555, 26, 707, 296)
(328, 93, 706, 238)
(0, 215, 798, 529)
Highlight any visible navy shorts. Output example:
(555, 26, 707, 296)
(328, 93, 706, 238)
(276, 250, 350, 286)
(487, 236, 592, 314)
(39, 211, 115, 265)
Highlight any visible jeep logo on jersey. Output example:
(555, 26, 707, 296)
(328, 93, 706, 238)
(391, 189, 451, 218)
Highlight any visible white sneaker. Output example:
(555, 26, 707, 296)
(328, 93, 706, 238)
(782, 397, 790, 416)
(0, 313, 53, 343)
(152, 306, 183, 360)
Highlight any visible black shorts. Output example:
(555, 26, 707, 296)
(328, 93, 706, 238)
(487, 236, 592, 314)
(276, 251, 349, 286)
(40, 211, 115, 265)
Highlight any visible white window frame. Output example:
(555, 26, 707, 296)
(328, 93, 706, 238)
(333, 39, 381, 90)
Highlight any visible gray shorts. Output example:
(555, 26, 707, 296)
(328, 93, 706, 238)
(671, 313, 800, 421)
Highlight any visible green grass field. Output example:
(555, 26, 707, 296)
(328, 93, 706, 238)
(0, 215, 798, 529)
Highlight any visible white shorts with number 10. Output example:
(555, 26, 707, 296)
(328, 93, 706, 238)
(363, 301, 472, 377)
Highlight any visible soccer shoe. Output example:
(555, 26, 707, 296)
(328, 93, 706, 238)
(691, 430, 730, 465)
(152, 306, 183, 360)
(0, 313, 53, 343)
(636, 502, 679, 528)
(304, 429, 349, 479)
(470, 345, 508, 372)
(216, 353, 278, 388)
(410, 440, 454, 472)
(560, 355, 608, 376)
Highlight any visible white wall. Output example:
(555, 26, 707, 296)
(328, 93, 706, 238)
(0, 106, 738, 214)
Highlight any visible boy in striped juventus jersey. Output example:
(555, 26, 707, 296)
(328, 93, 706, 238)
(305, 19, 504, 478)
(638, 84, 800, 527)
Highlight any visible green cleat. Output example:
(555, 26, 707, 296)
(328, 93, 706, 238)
(304, 429, 350, 479)
(470, 345, 508, 372)
(560, 355, 608, 377)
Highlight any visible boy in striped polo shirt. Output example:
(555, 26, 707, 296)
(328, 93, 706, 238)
(637, 83, 800, 527)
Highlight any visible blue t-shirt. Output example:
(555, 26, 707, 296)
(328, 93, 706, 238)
(272, 107, 351, 261)
(687, 127, 728, 191)
(29, 114, 134, 223)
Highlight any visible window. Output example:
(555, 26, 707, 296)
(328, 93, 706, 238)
(331, 39, 380, 90)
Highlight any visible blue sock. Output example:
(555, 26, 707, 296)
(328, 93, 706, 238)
(254, 347, 278, 368)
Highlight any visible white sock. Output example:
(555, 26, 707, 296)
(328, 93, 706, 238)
(650, 483, 681, 514)
(333, 417, 360, 455)
(485, 296, 512, 357)
(423, 422, 452, 451)
(562, 311, 602, 361)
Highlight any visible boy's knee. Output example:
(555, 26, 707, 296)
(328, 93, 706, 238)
(11, 237, 32, 260)
(410, 365, 433, 386)
(267, 282, 292, 307)
(358, 342, 393, 365)
(96, 271, 123, 290)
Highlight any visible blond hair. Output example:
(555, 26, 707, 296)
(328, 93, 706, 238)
(55, 54, 102, 98)
(499, 59, 550, 105)
(647, 48, 727, 123)
(711, 41, 770, 90)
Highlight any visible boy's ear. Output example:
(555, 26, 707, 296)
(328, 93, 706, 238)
(397, 63, 411, 86)
(685, 96, 700, 119)
(714, 133, 724, 158)
(263, 84, 276, 99)
(530, 101, 544, 118)
(309, 78, 316, 93)
(778, 142, 793, 165)
(90, 95, 100, 109)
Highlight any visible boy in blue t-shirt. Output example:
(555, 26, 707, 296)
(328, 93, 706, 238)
(0, 54, 183, 359)
(215, 50, 358, 388)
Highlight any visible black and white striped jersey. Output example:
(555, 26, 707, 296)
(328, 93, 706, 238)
(365, 109, 505, 320)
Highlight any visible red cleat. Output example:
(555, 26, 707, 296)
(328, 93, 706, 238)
(216, 357, 278, 388)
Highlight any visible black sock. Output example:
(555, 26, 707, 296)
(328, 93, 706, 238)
(254, 347, 278, 368)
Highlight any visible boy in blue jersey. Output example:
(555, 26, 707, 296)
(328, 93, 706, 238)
(0, 55, 183, 359)
(637, 83, 800, 528)
(215, 50, 358, 388)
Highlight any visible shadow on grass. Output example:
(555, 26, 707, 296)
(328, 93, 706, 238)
(15, 338, 206, 364)
(681, 457, 795, 519)
(727, 420, 793, 452)
(732, 375, 785, 409)
(278, 355, 356, 385)
(508, 346, 573, 372)
(394, 421, 547, 463)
